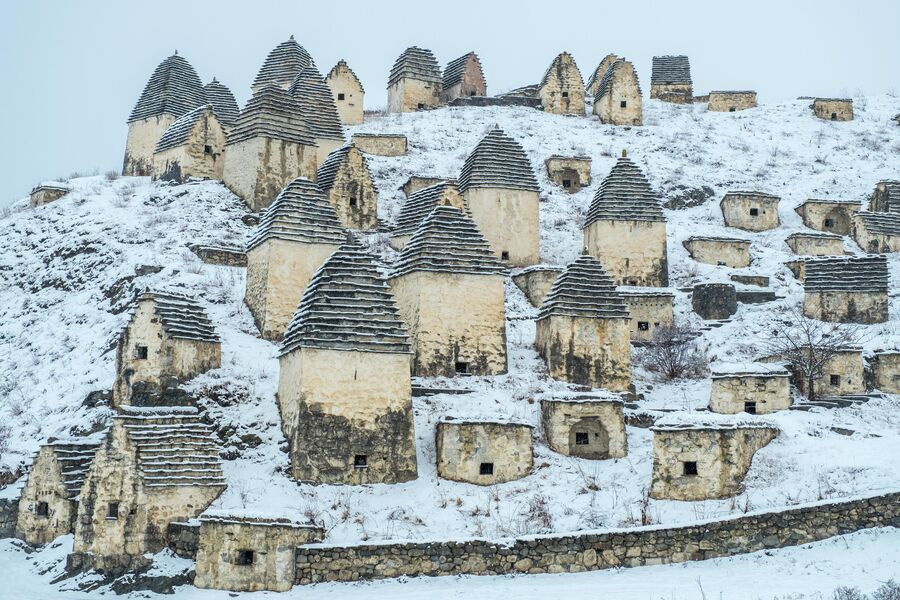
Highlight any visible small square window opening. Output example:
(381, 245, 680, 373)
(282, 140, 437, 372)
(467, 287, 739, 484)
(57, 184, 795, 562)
(337, 93, 345, 101)
(830, 374, 841, 386)
(479, 462, 494, 475)
(749, 208, 759, 216)
(683, 461, 698, 476)
(135, 345, 148, 360)
(637, 321, 650, 331)
(36, 502, 49, 517)
(107, 502, 119, 520)
(236, 549, 254, 565)
(575, 432, 589, 445)
(353, 454, 368, 468)
(744, 401, 757, 414)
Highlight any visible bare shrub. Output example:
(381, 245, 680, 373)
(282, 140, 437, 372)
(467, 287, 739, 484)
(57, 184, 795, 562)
(637, 324, 708, 381)
(105, 170, 120, 181)
(763, 305, 865, 400)
(833, 587, 868, 600)
(873, 580, 900, 600)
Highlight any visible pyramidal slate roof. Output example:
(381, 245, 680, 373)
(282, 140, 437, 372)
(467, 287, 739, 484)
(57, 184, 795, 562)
(540, 52, 583, 87)
(226, 84, 315, 146)
(585, 157, 664, 226)
(203, 78, 239, 126)
(155, 105, 215, 153)
(328, 59, 365, 93)
(128, 53, 205, 123)
(803, 255, 888, 293)
(857, 211, 900, 236)
(651, 55, 692, 86)
(41, 440, 101, 500)
(538, 254, 630, 320)
(117, 406, 225, 488)
(443, 52, 484, 89)
(246, 177, 346, 251)
(388, 46, 442, 87)
(391, 205, 507, 278)
(316, 144, 372, 195)
(596, 58, 641, 99)
(393, 180, 461, 237)
(457, 127, 540, 193)
(585, 54, 619, 93)
(138, 291, 220, 343)
(281, 244, 411, 355)
(876, 181, 900, 213)
(253, 36, 313, 89)
(288, 65, 345, 141)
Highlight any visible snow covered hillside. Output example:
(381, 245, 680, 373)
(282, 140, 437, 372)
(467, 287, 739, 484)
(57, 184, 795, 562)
(1, 96, 899, 545)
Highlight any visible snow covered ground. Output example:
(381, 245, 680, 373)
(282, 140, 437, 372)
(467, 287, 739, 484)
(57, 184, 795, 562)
(0, 96, 898, 548)
(2, 527, 898, 599)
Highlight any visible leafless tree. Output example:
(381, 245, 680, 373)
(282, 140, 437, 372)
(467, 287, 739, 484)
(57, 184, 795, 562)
(763, 305, 866, 401)
(638, 324, 708, 381)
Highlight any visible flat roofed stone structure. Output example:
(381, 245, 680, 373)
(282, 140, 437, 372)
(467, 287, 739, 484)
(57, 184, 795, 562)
(389, 180, 466, 250)
(436, 420, 533, 485)
(618, 286, 675, 341)
(244, 177, 346, 340)
(442, 52, 486, 103)
(16, 440, 100, 545)
(124, 53, 206, 176)
(194, 515, 324, 592)
(152, 105, 227, 183)
(871, 350, 900, 394)
(540, 392, 627, 459)
(720, 191, 780, 232)
(316, 144, 378, 230)
(222, 85, 318, 212)
(583, 156, 668, 286)
(708, 91, 757, 112)
(853, 211, 900, 253)
(585, 54, 619, 97)
(288, 65, 346, 166)
(113, 291, 221, 408)
(709, 362, 792, 415)
(203, 78, 239, 129)
(766, 346, 866, 398)
(252, 36, 312, 94)
(458, 127, 541, 266)
(545, 156, 591, 192)
(870, 180, 900, 214)
(326, 60, 364, 126)
(387, 47, 443, 113)
(650, 55, 692, 104)
(539, 52, 585, 115)
(785, 231, 845, 256)
(351, 133, 408, 156)
(72, 406, 226, 572)
(593, 58, 643, 126)
(389, 206, 508, 377)
(511, 265, 563, 308)
(30, 182, 70, 207)
(795, 198, 861, 235)
(650, 415, 778, 500)
(400, 175, 445, 197)
(535, 255, 632, 390)
(683, 236, 751, 268)
(802, 255, 888, 324)
(277, 244, 417, 485)
(813, 98, 853, 121)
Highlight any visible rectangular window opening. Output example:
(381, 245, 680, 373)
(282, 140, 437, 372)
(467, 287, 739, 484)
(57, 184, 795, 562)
(337, 93, 345, 101)
(236, 549, 254, 565)
(831, 113, 837, 120)
(717, 261, 727, 266)
(353, 454, 368, 468)
(637, 321, 650, 331)
(744, 401, 757, 414)
(479, 462, 494, 475)
(349, 197, 357, 207)
(830, 374, 841, 386)
(562, 179, 572, 188)
(135, 345, 148, 360)
(203, 145, 213, 155)
(417, 103, 425, 110)
(107, 502, 119, 520)
(36, 501, 49, 517)
(620, 100, 627, 108)
(575, 432, 589, 445)
(561, 91, 569, 98)
(454, 361, 469, 374)
(824, 218, 834, 228)
(729, 107, 736, 112)
(749, 208, 759, 216)
(500, 251, 510, 261)
(682, 461, 698, 476)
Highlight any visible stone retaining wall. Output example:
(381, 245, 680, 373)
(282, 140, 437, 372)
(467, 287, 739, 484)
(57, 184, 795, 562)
(0, 498, 18, 538)
(295, 491, 899, 584)
(166, 521, 200, 559)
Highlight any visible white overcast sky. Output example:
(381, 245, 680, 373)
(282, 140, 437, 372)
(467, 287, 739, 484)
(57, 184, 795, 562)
(1, 0, 898, 206)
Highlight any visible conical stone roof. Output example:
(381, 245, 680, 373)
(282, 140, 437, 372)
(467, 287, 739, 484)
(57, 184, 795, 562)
(203, 78, 239, 126)
(392, 180, 461, 237)
(388, 47, 442, 86)
(584, 157, 664, 227)
(651, 55, 692, 85)
(246, 177, 346, 251)
(857, 211, 900, 236)
(288, 65, 345, 141)
(539, 52, 584, 88)
(226, 85, 315, 147)
(128, 53, 205, 123)
(253, 36, 313, 89)
(537, 254, 630, 320)
(40, 441, 101, 500)
(137, 291, 220, 343)
(443, 52, 485, 90)
(391, 205, 507, 278)
(585, 54, 619, 95)
(281, 244, 411, 355)
(315, 144, 372, 195)
(597, 58, 641, 98)
(457, 127, 539, 193)
(803, 255, 888, 293)
(155, 105, 216, 153)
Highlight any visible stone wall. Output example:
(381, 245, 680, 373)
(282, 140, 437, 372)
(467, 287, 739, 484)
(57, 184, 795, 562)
(464, 187, 541, 267)
(124, 115, 176, 176)
(871, 351, 900, 393)
(683, 237, 751, 268)
(545, 157, 591, 192)
(190, 245, 247, 267)
(853, 214, 900, 253)
(795, 200, 860, 235)
(326, 66, 364, 126)
(793, 349, 866, 397)
(15, 446, 78, 545)
(222, 137, 317, 212)
(152, 110, 227, 183)
(650, 83, 693, 103)
(583, 219, 668, 286)
(535, 314, 631, 390)
(401, 176, 445, 197)
(803, 290, 888, 324)
(351, 134, 408, 156)
(436, 421, 533, 485)
(692, 283, 737, 320)
(593, 60, 642, 126)
(388, 78, 442, 113)
(30, 187, 68, 207)
(0, 499, 19, 538)
(166, 521, 200, 558)
(709, 374, 791, 414)
(541, 399, 627, 459)
(539, 54, 585, 116)
(323, 146, 378, 230)
(720, 193, 780, 232)
(295, 490, 900, 584)
(708, 91, 757, 112)
(813, 99, 853, 121)
(619, 292, 674, 341)
(511, 267, 562, 308)
(785, 234, 845, 256)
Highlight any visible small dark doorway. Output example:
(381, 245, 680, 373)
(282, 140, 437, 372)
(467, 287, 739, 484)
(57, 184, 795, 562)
(568, 417, 610, 459)
(479, 462, 494, 475)
(236, 549, 255, 565)
(353, 454, 368, 468)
